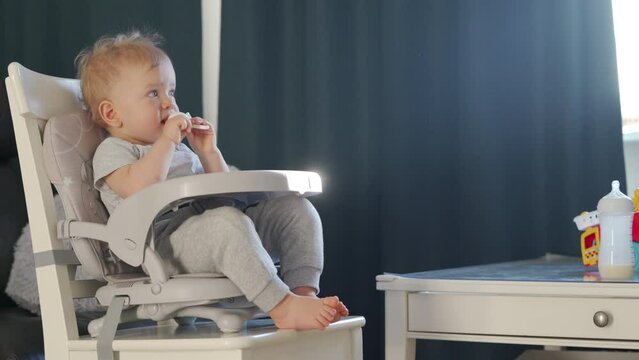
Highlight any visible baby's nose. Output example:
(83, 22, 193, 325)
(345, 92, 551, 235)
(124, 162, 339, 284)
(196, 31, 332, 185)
(161, 99, 173, 109)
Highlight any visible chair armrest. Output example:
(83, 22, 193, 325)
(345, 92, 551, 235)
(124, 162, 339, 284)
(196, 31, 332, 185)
(58, 219, 109, 242)
(105, 170, 321, 267)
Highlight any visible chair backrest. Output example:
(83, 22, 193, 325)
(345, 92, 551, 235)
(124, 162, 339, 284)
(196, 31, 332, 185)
(43, 110, 109, 280)
(43, 110, 142, 280)
(7, 62, 141, 282)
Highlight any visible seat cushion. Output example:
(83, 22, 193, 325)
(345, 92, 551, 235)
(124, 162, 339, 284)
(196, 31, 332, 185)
(43, 110, 110, 280)
(43, 110, 141, 280)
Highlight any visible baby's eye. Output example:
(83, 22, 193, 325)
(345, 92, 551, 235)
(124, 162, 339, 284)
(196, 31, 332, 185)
(148, 90, 159, 97)
(169, 89, 176, 97)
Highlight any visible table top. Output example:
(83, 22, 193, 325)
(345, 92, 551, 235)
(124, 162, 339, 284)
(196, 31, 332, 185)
(400, 253, 632, 283)
(376, 254, 639, 296)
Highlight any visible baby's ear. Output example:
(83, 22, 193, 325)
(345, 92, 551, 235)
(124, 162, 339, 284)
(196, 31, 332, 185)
(98, 100, 120, 127)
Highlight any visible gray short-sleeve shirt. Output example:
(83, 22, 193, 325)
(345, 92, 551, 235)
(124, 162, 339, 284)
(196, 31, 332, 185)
(93, 137, 204, 214)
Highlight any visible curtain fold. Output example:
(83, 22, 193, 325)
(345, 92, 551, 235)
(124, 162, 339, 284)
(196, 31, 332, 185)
(220, 1, 623, 359)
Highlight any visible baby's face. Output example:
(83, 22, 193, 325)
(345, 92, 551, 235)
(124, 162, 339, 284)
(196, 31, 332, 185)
(108, 58, 179, 145)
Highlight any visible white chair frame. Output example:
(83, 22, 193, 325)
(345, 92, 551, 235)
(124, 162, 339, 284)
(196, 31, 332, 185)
(5, 67, 367, 359)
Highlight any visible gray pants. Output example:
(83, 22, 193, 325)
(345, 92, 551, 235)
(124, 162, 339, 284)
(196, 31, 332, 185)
(154, 195, 323, 312)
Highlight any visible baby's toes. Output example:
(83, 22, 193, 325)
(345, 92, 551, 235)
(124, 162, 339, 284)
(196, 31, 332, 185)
(321, 296, 340, 308)
(320, 307, 337, 323)
(331, 312, 343, 323)
(316, 313, 330, 328)
(337, 302, 349, 316)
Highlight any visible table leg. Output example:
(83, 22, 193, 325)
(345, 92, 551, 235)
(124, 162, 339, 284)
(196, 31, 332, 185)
(385, 291, 416, 360)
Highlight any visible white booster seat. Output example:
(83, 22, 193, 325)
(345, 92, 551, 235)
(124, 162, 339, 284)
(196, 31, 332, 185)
(6, 62, 323, 352)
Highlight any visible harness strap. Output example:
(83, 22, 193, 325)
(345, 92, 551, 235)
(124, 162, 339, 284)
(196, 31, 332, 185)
(97, 296, 126, 360)
(33, 250, 80, 267)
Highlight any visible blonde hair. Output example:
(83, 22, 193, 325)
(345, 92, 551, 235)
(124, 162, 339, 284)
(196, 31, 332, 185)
(75, 30, 169, 126)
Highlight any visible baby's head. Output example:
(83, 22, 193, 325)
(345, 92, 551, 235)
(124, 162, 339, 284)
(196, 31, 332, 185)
(76, 31, 179, 144)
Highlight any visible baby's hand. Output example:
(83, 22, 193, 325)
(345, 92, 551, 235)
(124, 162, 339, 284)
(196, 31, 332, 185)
(162, 112, 191, 145)
(186, 116, 218, 155)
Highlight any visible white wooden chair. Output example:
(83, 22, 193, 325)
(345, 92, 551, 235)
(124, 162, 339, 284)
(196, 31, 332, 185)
(4, 11, 365, 359)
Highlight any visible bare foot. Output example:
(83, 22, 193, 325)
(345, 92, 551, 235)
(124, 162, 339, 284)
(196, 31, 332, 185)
(269, 294, 340, 330)
(291, 287, 349, 322)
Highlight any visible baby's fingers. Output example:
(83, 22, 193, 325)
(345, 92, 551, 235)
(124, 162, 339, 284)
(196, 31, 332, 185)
(178, 118, 191, 134)
(191, 118, 213, 132)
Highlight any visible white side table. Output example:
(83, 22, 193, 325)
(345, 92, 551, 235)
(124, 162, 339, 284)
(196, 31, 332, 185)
(377, 254, 639, 360)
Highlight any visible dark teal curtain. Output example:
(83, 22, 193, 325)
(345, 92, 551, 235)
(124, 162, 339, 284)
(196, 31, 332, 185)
(1, 0, 202, 159)
(219, 1, 624, 359)
(1, 1, 625, 359)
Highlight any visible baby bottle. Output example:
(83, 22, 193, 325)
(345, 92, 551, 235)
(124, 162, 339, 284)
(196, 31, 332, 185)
(597, 180, 635, 280)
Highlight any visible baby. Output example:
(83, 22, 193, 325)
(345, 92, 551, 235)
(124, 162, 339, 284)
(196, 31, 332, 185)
(76, 31, 348, 330)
